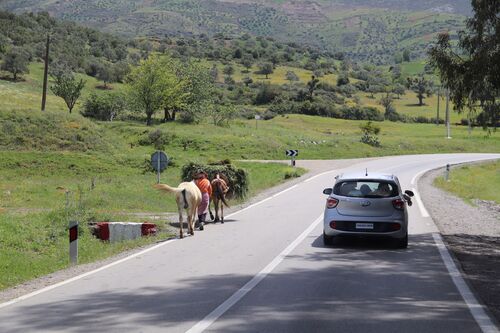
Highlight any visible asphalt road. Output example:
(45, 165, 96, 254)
(1, 153, 499, 333)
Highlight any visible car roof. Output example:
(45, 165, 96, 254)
(335, 172, 396, 182)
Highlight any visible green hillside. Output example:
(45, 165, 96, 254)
(0, 0, 469, 64)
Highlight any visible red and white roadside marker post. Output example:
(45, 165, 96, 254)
(69, 220, 78, 265)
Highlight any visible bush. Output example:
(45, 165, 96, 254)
(384, 106, 402, 122)
(254, 84, 280, 105)
(181, 161, 248, 199)
(341, 106, 383, 121)
(138, 129, 175, 150)
(360, 121, 381, 147)
(178, 111, 196, 124)
(261, 110, 277, 120)
(81, 93, 125, 121)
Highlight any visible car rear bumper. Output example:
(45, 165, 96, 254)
(323, 220, 407, 239)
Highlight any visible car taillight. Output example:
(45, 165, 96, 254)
(329, 221, 337, 229)
(389, 223, 401, 231)
(392, 199, 405, 210)
(326, 197, 338, 209)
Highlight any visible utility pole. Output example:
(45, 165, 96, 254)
(41, 34, 50, 112)
(445, 88, 451, 139)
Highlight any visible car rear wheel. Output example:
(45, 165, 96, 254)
(394, 233, 408, 249)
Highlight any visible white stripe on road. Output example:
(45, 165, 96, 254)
(411, 169, 428, 185)
(186, 214, 324, 333)
(433, 233, 499, 333)
(412, 188, 430, 218)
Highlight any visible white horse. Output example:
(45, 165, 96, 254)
(154, 181, 201, 239)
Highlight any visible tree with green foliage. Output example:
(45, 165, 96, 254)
(379, 93, 394, 114)
(407, 75, 433, 106)
(180, 61, 217, 123)
(223, 65, 234, 77)
(337, 73, 350, 87)
(206, 103, 237, 126)
(241, 55, 253, 73)
(242, 77, 253, 87)
(0, 35, 8, 54)
(307, 75, 320, 101)
(392, 83, 405, 99)
(96, 62, 113, 88)
(258, 62, 274, 79)
(50, 71, 86, 114)
(403, 49, 411, 62)
(428, 0, 499, 129)
(1, 47, 29, 81)
(159, 56, 190, 122)
(126, 56, 169, 125)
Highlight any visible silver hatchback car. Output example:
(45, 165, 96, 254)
(322, 172, 414, 248)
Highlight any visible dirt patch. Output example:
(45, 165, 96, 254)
(419, 167, 500, 325)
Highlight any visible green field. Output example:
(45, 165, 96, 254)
(434, 160, 500, 205)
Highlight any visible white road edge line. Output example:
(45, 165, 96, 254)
(432, 233, 499, 333)
(411, 188, 430, 218)
(411, 169, 428, 185)
(186, 214, 324, 333)
(0, 238, 177, 310)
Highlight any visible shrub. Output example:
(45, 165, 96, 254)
(254, 84, 280, 105)
(360, 121, 381, 147)
(81, 92, 125, 121)
(341, 106, 383, 121)
(138, 129, 175, 150)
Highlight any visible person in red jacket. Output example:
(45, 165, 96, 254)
(194, 170, 212, 230)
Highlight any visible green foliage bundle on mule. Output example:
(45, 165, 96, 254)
(181, 161, 248, 199)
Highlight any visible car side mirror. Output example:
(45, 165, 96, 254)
(403, 194, 413, 206)
(405, 190, 414, 197)
(323, 188, 333, 195)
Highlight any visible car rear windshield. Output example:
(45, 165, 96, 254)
(334, 180, 398, 198)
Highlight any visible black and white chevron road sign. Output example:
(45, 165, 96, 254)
(285, 150, 298, 157)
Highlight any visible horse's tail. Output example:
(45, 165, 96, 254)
(153, 184, 182, 194)
(154, 184, 190, 209)
(214, 183, 230, 208)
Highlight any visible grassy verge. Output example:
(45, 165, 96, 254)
(433, 160, 500, 204)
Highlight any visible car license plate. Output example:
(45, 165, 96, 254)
(356, 223, 374, 230)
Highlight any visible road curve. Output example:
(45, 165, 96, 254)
(0, 153, 499, 333)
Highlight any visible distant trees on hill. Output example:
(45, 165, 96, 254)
(1, 47, 29, 80)
(0, 10, 129, 84)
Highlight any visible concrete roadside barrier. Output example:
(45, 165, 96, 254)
(94, 222, 157, 242)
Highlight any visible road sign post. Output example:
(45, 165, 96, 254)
(151, 151, 169, 183)
(69, 220, 78, 265)
(285, 150, 298, 167)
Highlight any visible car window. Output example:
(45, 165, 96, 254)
(334, 181, 398, 198)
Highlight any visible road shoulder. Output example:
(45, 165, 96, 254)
(418, 167, 500, 327)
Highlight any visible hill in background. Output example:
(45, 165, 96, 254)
(0, 0, 471, 64)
